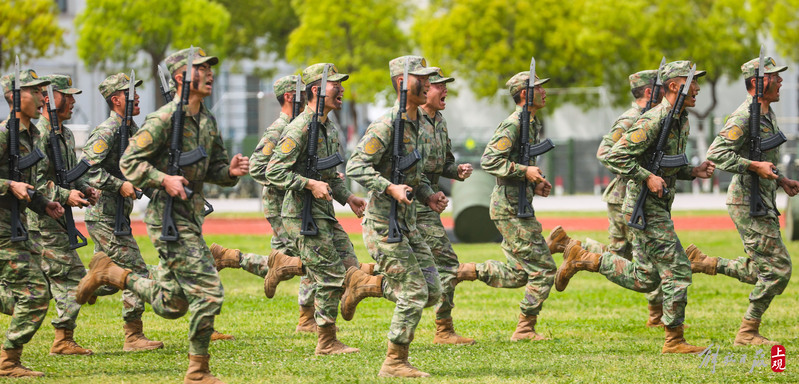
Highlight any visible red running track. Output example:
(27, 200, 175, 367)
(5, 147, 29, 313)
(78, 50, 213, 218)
(76, 214, 781, 236)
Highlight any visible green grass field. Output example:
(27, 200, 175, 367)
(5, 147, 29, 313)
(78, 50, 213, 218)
(1, 226, 797, 383)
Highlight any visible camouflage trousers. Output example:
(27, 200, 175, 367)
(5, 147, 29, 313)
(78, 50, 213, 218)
(0, 237, 50, 350)
(363, 218, 441, 345)
(124, 223, 223, 356)
(716, 205, 792, 320)
(32, 230, 85, 330)
(86, 221, 150, 322)
(284, 217, 359, 326)
(606, 203, 634, 260)
(599, 216, 691, 327)
(417, 210, 460, 320)
(477, 217, 555, 317)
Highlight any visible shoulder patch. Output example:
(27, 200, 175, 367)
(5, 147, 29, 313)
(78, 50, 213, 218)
(726, 126, 743, 141)
(494, 136, 512, 151)
(611, 129, 623, 143)
(364, 137, 383, 155)
(92, 139, 109, 154)
(280, 137, 297, 154)
(262, 141, 275, 156)
(135, 131, 153, 148)
(629, 129, 647, 144)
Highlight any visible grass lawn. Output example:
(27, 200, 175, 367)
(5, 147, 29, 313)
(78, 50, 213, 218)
(1, 226, 797, 383)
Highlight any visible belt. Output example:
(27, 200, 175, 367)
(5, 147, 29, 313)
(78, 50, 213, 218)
(496, 178, 524, 187)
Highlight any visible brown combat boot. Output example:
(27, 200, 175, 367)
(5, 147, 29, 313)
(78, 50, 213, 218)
(340, 267, 383, 321)
(76, 252, 131, 305)
(210, 243, 241, 271)
(686, 244, 717, 275)
(646, 304, 664, 328)
(433, 318, 475, 345)
(210, 331, 235, 341)
(359, 262, 376, 275)
(734, 317, 778, 346)
(263, 250, 303, 298)
(554, 240, 601, 292)
(378, 342, 430, 378)
(50, 328, 93, 355)
(184, 354, 224, 384)
(662, 325, 706, 354)
(123, 320, 164, 352)
(454, 263, 478, 285)
(315, 325, 359, 355)
(546, 225, 572, 254)
(510, 314, 549, 341)
(296, 306, 317, 333)
(0, 347, 44, 377)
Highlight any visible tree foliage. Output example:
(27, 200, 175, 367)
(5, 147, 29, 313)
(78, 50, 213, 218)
(0, 0, 66, 71)
(74, 0, 230, 103)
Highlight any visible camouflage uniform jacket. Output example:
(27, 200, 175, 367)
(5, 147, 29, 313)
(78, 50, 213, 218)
(82, 111, 138, 223)
(481, 105, 543, 220)
(250, 112, 290, 219)
(264, 108, 350, 221)
(605, 97, 695, 217)
(346, 100, 435, 227)
(0, 118, 50, 251)
(120, 99, 238, 232)
(598, 102, 642, 204)
(707, 95, 781, 218)
(416, 108, 461, 215)
(31, 116, 92, 232)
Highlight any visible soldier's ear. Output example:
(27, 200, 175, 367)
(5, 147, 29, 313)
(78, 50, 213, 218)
(174, 72, 184, 87)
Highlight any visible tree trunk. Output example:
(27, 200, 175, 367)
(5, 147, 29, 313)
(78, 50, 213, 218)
(688, 77, 718, 192)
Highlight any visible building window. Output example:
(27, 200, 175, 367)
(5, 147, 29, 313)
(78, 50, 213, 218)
(56, 0, 68, 13)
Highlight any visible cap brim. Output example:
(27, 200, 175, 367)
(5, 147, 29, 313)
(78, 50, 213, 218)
(693, 70, 707, 78)
(24, 79, 51, 88)
(328, 73, 349, 82)
(534, 78, 550, 86)
(430, 77, 454, 84)
(766, 65, 788, 74)
(57, 88, 83, 95)
(409, 67, 440, 76)
(119, 79, 144, 91)
(193, 56, 219, 66)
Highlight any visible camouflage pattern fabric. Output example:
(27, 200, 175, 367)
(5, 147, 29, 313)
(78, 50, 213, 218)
(0, 118, 51, 350)
(120, 99, 237, 356)
(479, 106, 555, 316)
(706, 96, 791, 320)
(418, 108, 462, 320)
(347, 101, 441, 344)
(602, 97, 697, 327)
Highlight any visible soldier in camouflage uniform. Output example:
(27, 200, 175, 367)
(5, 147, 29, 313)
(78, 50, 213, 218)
(33, 74, 99, 356)
(0, 70, 63, 377)
(456, 71, 555, 342)
(555, 61, 715, 354)
(417, 69, 476, 345)
(77, 47, 249, 384)
(343, 55, 445, 378)
(211, 74, 320, 334)
(263, 63, 367, 355)
(693, 57, 798, 346)
(80, 73, 164, 352)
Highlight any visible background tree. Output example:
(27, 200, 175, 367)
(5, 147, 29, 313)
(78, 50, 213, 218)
(74, 0, 230, 105)
(0, 0, 66, 71)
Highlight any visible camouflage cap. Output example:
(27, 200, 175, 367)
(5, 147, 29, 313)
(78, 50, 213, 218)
(165, 47, 219, 77)
(273, 74, 303, 97)
(741, 56, 787, 78)
(98, 73, 144, 99)
(389, 56, 439, 77)
(506, 71, 550, 96)
(660, 60, 706, 82)
(1, 68, 50, 94)
(430, 69, 454, 84)
(44, 74, 82, 95)
(302, 63, 349, 84)
(628, 70, 658, 89)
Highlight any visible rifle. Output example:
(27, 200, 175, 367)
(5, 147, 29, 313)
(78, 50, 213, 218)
(160, 47, 210, 241)
(299, 64, 345, 236)
(113, 70, 144, 236)
(7, 57, 45, 242)
(45, 84, 91, 249)
(292, 75, 302, 121)
(517, 57, 555, 218)
(156, 60, 214, 217)
(642, 57, 666, 114)
(387, 59, 422, 243)
(749, 46, 787, 217)
(627, 65, 695, 230)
